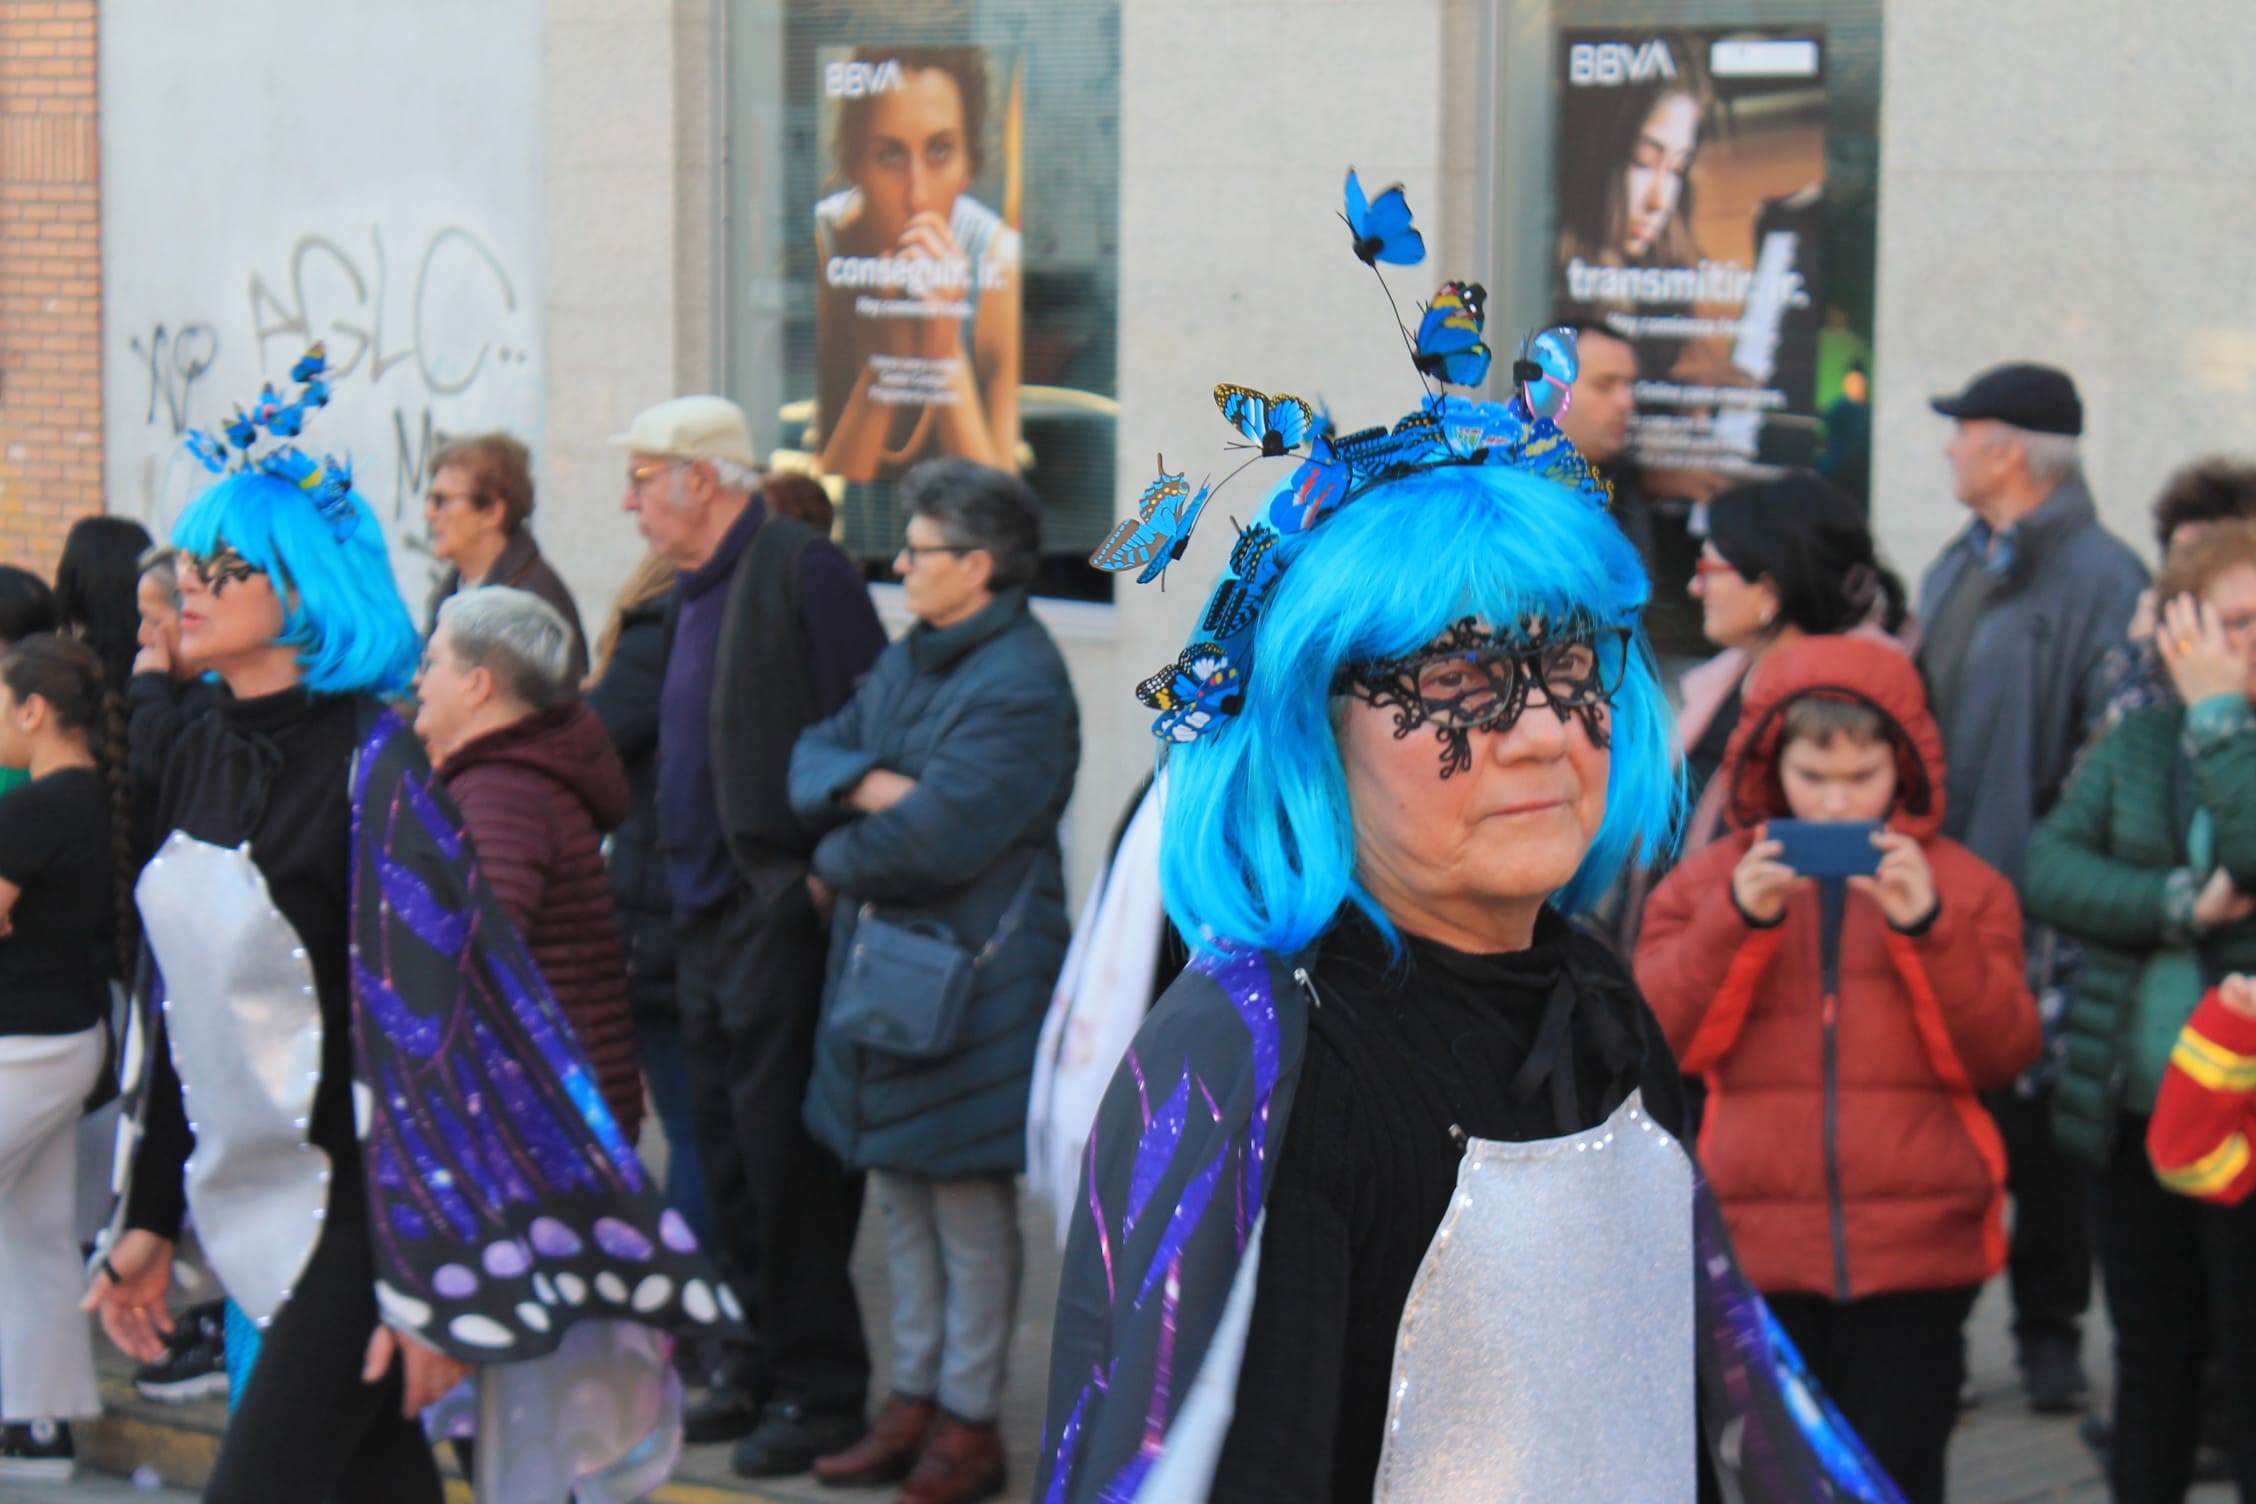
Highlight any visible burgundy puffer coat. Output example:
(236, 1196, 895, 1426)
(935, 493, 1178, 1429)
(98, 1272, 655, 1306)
(441, 701, 642, 1140)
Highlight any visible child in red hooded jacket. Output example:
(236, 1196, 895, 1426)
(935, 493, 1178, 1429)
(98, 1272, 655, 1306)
(1637, 634, 2040, 1504)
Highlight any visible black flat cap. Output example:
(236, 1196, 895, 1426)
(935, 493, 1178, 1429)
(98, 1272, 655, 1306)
(1929, 362, 2083, 436)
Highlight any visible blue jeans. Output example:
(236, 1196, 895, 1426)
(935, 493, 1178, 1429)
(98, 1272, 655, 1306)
(635, 1008, 716, 1254)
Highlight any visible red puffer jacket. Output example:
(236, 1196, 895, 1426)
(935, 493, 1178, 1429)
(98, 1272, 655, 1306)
(442, 701, 642, 1142)
(1636, 635, 2039, 1300)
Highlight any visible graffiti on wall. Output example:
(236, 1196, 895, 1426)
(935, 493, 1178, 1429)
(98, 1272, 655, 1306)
(122, 223, 537, 595)
(127, 323, 219, 435)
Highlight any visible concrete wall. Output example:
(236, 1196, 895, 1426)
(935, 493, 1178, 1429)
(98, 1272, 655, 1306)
(540, 0, 720, 636)
(1869, 0, 2256, 583)
(1082, 0, 1463, 892)
(98, 0, 546, 613)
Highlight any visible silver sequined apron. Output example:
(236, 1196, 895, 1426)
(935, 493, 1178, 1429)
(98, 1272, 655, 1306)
(1372, 1089, 1696, 1502)
(135, 832, 331, 1323)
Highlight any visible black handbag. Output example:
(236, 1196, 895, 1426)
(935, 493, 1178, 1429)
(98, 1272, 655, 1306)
(829, 867, 1039, 1059)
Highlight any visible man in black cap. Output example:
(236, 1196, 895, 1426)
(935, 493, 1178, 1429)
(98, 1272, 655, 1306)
(1917, 361, 2146, 1415)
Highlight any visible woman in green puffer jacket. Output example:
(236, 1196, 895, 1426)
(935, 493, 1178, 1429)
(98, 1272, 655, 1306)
(2026, 517, 2256, 1501)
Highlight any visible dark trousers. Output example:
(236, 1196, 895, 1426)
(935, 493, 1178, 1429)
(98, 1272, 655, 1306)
(1767, 1286, 1979, 1504)
(1988, 1087, 2091, 1351)
(204, 1215, 442, 1504)
(2091, 1113, 2256, 1503)
(677, 881, 870, 1412)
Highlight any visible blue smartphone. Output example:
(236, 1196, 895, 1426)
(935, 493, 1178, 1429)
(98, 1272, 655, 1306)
(1767, 818, 1884, 879)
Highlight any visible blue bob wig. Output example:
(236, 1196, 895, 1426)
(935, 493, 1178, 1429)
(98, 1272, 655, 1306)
(1159, 462, 1680, 956)
(172, 471, 421, 698)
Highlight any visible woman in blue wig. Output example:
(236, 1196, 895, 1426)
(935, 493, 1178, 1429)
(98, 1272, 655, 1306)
(81, 356, 737, 1503)
(1038, 171, 1912, 1504)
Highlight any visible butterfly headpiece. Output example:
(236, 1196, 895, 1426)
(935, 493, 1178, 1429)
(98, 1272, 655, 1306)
(1092, 169, 1612, 743)
(181, 344, 360, 541)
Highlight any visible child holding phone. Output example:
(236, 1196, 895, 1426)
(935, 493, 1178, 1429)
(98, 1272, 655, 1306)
(1637, 634, 2039, 1504)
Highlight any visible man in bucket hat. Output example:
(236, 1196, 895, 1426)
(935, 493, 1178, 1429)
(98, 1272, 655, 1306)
(614, 396, 887, 1475)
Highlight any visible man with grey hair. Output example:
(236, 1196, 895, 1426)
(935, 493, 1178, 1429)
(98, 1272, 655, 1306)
(612, 395, 887, 1476)
(412, 586, 646, 1146)
(1917, 361, 2146, 1415)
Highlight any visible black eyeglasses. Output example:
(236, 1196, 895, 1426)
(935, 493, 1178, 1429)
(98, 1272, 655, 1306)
(1335, 618, 1632, 775)
(899, 542, 980, 565)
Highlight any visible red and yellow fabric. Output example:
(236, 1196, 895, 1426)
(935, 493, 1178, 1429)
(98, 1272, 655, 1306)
(2149, 989, 2256, 1204)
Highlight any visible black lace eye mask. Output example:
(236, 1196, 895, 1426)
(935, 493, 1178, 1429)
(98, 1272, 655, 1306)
(184, 544, 265, 597)
(1334, 615, 1628, 777)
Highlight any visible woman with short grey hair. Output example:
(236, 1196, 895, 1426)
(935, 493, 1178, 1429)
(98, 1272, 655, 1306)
(428, 587, 576, 714)
(413, 586, 645, 1138)
(789, 458, 1078, 1504)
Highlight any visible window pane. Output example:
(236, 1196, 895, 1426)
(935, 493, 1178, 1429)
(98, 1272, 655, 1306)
(724, 0, 1122, 601)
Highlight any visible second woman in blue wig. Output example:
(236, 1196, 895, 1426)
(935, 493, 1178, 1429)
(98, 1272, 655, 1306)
(82, 369, 740, 1504)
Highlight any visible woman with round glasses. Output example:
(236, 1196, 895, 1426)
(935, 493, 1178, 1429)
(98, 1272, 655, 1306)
(83, 430, 733, 1501)
(1036, 452, 1707, 1502)
(1610, 471, 1910, 956)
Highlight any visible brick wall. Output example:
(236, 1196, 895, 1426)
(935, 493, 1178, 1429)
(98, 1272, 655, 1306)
(0, 1, 102, 575)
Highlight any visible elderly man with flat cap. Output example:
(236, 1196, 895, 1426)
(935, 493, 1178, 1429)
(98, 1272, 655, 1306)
(1917, 362, 2146, 1416)
(614, 396, 887, 1476)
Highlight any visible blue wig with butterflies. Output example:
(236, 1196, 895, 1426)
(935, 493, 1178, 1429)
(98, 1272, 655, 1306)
(174, 345, 421, 697)
(1089, 169, 1677, 954)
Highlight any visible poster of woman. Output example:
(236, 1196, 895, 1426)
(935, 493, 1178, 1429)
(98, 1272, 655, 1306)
(1553, 28, 1827, 481)
(814, 45, 1022, 484)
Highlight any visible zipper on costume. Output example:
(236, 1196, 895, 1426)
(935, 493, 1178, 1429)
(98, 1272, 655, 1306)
(1822, 989, 1851, 1300)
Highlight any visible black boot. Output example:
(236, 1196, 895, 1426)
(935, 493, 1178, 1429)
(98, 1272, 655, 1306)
(731, 1400, 868, 1478)
(685, 1359, 771, 1445)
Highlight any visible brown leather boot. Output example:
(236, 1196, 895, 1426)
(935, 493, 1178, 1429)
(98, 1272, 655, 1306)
(811, 1394, 935, 1487)
(895, 1415, 1005, 1504)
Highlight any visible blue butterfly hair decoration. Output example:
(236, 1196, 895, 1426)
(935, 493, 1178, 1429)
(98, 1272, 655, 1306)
(182, 343, 360, 541)
(1091, 166, 1615, 743)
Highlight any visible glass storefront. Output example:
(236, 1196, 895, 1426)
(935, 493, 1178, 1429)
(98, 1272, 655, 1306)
(717, 0, 1875, 633)
(722, 0, 1122, 601)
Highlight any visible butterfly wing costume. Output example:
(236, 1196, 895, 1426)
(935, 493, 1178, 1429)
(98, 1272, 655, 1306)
(114, 703, 740, 1496)
(1038, 952, 1907, 1503)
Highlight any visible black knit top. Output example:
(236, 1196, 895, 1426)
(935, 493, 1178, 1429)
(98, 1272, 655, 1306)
(127, 687, 365, 1238)
(1210, 906, 1688, 1502)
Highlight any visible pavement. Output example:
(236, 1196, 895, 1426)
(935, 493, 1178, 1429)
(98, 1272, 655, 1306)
(0, 1479, 189, 1504)
(43, 1192, 2232, 1502)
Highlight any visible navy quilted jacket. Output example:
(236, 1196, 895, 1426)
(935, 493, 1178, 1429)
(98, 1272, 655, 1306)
(789, 587, 1080, 1177)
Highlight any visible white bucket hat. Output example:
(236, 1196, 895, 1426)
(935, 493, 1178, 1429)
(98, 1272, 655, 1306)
(607, 395, 762, 470)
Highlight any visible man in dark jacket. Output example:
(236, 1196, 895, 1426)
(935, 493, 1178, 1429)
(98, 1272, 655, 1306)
(613, 395, 889, 1477)
(423, 433, 590, 683)
(413, 586, 643, 1138)
(586, 570, 713, 1253)
(1916, 361, 2147, 1413)
(1557, 320, 1652, 567)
